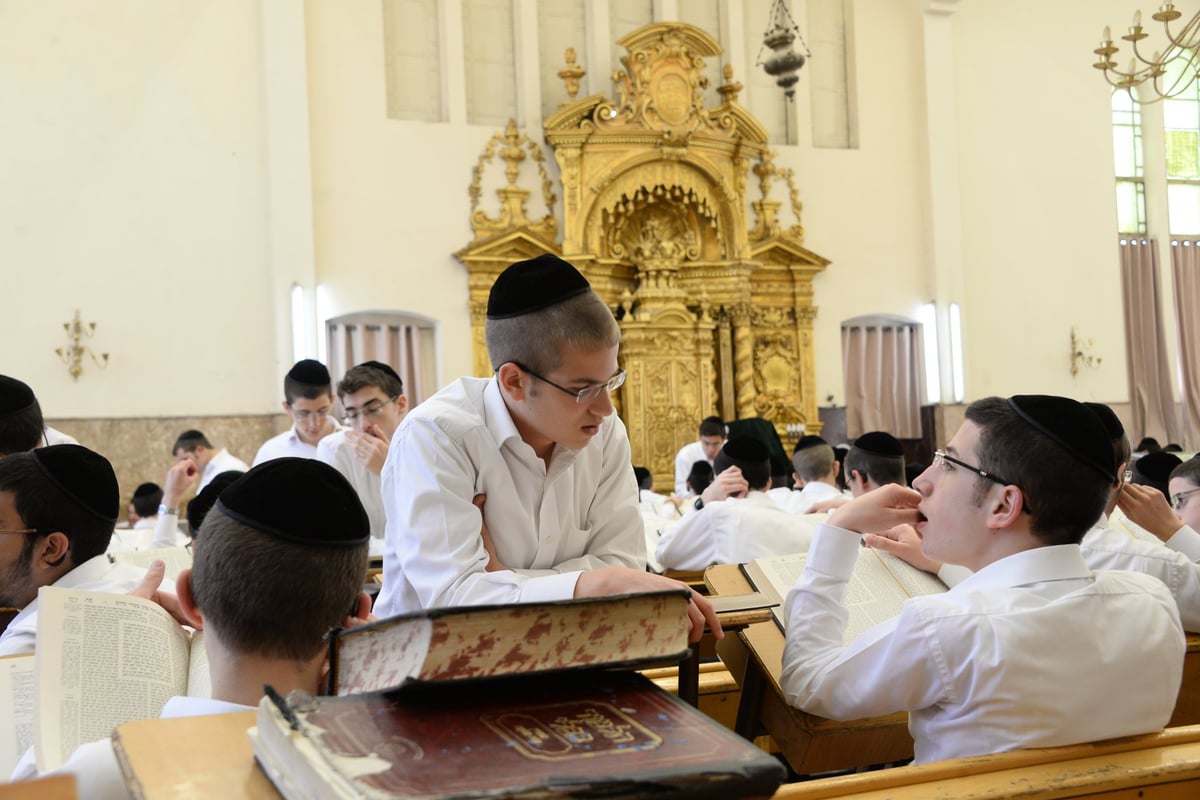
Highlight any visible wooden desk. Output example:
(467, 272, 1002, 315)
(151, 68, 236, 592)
(706, 563, 1200, 776)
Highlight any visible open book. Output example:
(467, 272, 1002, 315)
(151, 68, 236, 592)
(32, 586, 209, 773)
(742, 547, 948, 643)
(108, 545, 193, 582)
(251, 671, 786, 800)
(0, 654, 35, 778)
(327, 590, 692, 695)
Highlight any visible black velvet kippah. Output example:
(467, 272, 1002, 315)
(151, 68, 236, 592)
(358, 360, 403, 384)
(853, 431, 904, 457)
(1134, 451, 1183, 484)
(1083, 402, 1125, 440)
(793, 435, 828, 454)
(187, 470, 244, 535)
(714, 435, 769, 473)
(0, 375, 36, 418)
(30, 445, 119, 524)
(215, 458, 368, 547)
(287, 359, 331, 386)
(486, 254, 590, 319)
(1007, 395, 1116, 483)
(132, 482, 160, 499)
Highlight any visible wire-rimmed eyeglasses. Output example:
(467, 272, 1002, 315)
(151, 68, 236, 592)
(507, 362, 626, 404)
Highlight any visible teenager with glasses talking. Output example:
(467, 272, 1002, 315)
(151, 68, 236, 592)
(373, 255, 721, 644)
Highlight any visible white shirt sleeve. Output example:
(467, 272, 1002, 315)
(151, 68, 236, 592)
(673, 443, 694, 498)
(779, 524, 948, 721)
(1165, 525, 1200, 562)
(148, 512, 181, 549)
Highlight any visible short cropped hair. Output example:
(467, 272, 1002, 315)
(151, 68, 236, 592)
(792, 444, 835, 483)
(172, 430, 212, 455)
(844, 448, 905, 488)
(687, 460, 714, 495)
(0, 453, 113, 565)
(1171, 458, 1200, 487)
(699, 416, 725, 438)
(0, 399, 43, 456)
(633, 466, 653, 491)
(337, 364, 403, 400)
(485, 290, 621, 374)
(131, 486, 164, 518)
(285, 375, 333, 405)
(713, 448, 770, 492)
(190, 507, 367, 661)
(965, 397, 1109, 547)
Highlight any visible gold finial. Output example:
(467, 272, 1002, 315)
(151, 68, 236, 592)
(558, 48, 586, 100)
(717, 63, 743, 104)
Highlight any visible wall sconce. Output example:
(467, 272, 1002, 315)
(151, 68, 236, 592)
(55, 310, 109, 381)
(1070, 327, 1102, 377)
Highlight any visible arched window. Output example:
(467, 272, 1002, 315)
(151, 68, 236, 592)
(326, 312, 439, 406)
(1112, 89, 1146, 234)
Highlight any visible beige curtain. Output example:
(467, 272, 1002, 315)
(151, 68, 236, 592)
(326, 317, 431, 405)
(1120, 236, 1179, 444)
(1171, 238, 1200, 447)
(841, 315, 921, 439)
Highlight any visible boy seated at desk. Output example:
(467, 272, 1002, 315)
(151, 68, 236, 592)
(779, 395, 1185, 764)
(9, 457, 372, 798)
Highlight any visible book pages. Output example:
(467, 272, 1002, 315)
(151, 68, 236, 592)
(874, 550, 948, 597)
(109, 546, 193, 582)
(185, 632, 211, 699)
(0, 654, 35, 778)
(33, 587, 195, 772)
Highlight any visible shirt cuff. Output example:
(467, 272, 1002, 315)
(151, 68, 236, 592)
(1165, 525, 1200, 562)
(516, 570, 583, 603)
(806, 524, 861, 579)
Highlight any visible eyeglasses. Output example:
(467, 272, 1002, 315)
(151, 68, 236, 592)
(0, 528, 40, 536)
(291, 407, 333, 421)
(932, 450, 1014, 487)
(343, 397, 398, 425)
(508, 362, 627, 404)
(1172, 487, 1200, 510)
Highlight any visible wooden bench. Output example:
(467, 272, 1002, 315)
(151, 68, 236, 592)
(770, 724, 1200, 799)
(641, 661, 741, 731)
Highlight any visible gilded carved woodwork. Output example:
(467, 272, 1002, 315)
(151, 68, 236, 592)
(456, 23, 830, 486)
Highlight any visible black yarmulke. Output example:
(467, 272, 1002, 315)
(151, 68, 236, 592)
(486, 254, 590, 319)
(0, 375, 35, 417)
(853, 431, 904, 457)
(287, 359, 331, 386)
(215, 458, 368, 548)
(714, 435, 769, 473)
(1008, 395, 1116, 483)
(132, 482, 161, 498)
(793, 435, 828, 454)
(1083, 402, 1125, 441)
(30, 445, 119, 524)
(187, 470, 244, 536)
(1134, 451, 1183, 484)
(358, 360, 403, 384)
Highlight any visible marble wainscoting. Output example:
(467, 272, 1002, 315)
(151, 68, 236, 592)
(44, 414, 291, 524)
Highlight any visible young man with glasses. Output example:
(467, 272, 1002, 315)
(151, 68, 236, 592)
(253, 359, 344, 465)
(317, 361, 408, 542)
(374, 255, 720, 643)
(779, 395, 1184, 763)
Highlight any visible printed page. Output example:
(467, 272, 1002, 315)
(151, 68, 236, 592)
(742, 553, 808, 627)
(0, 654, 35, 778)
(872, 549, 948, 598)
(33, 586, 193, 773)
(185, 632, 211, 699)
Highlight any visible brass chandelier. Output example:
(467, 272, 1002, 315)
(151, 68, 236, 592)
(1093, 3, 1200, 101)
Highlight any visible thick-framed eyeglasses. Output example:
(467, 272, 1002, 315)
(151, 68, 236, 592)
(931, 450, 1014, 487)
(291, 407, 333, 422)
(343, 396, 398, 425)
(508, 362, 627, 404)
(1172, 486, 1200, 510)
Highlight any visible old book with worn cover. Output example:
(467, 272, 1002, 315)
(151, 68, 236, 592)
(327, 590, 693, 695)
(251, 670, 786, 800)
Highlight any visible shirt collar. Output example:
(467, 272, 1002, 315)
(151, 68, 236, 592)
(482, 377, 582, 474)
(953, 544, 1091, 592)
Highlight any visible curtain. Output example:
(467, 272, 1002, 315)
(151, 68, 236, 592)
(326, 319, 429, 405)
(1120, 236, 1179, 445)
(841, 316, 921, 439)
(1172, 238, 1200, 447)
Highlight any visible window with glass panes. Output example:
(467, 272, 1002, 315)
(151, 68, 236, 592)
(1113, 89, 1146, 235)
(1163, 63, 1200, 236)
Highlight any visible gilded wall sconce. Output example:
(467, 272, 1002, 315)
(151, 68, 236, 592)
(56, 310, 109, 381)
(1070, 327, 1102, 377)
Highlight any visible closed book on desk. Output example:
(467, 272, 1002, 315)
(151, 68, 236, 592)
(328, 590, 692, 695)
(251, 671, 785, 800)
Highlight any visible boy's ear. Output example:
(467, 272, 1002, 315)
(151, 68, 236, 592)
(175, 569, 205, 630)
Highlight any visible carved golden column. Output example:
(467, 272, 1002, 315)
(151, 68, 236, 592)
(731, 302, 756, 420)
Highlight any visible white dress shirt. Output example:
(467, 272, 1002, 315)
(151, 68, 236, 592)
(11, 697, 250, 795)
(252, 424, 342, 466)
(41, 426, 78, 446)
(781, 524, 1184, 764)
(0, 556, 154, 656)
(199, 448, 250, 490)
(672, 440, 710, 497)
(375, 376, 645, 616)
(317, 430, 385, 540)
(656, 491, 820, 571)
(766, 481, 845, 514)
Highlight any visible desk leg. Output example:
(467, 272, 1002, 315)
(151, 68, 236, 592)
(678, 643, 700, 707)
(734, 654, 766, 740)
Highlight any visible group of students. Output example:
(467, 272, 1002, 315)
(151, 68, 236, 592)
(2, 253, 1199, 794)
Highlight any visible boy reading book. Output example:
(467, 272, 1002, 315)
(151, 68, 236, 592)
(780, 395, 1185, 763)
(11, 457, 372, 798)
